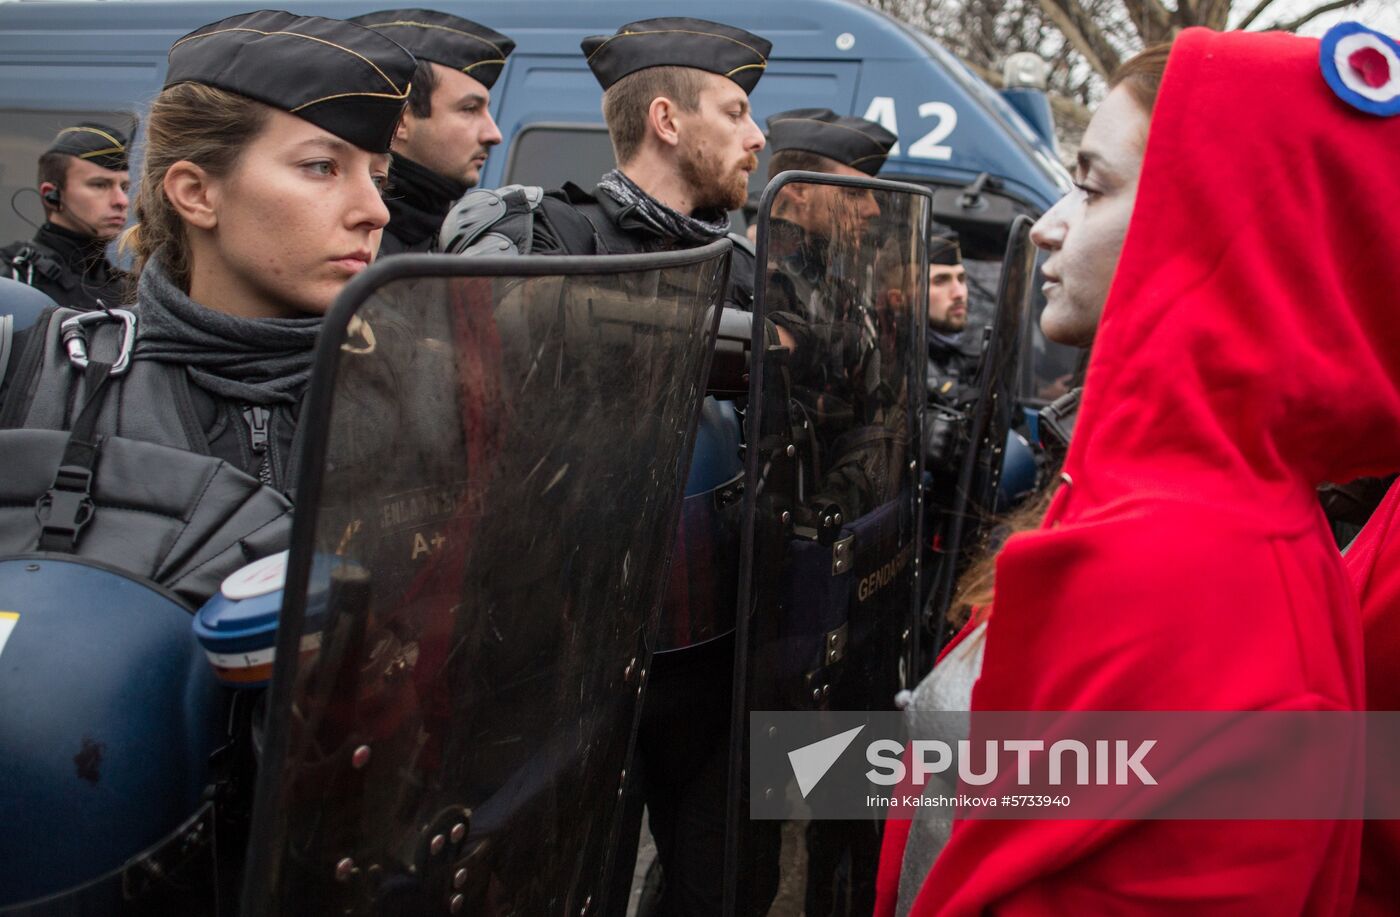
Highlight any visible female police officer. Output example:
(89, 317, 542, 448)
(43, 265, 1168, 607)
(0, 10, 415, 599)
(0, 13, 415, 909)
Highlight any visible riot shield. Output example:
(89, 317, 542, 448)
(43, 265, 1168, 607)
(726, 172, 931, 916)
(240, 241, 731, 916)
(926, 216, 1036, 654)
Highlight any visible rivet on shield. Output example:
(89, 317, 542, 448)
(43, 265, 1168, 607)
(768, 726, 778, 738)
(430, 834, 446, 856)
(812, 688, 821, 702)
(781, 511, 792, 525)
(450, 893, 465, 914)
(624, 657, 636, 681)
(902, 628, 911, 641)
(352, 745, 371, 769)
(451, 822, 467, 844)
(786, 444, 797, 458)
(335, 858, 355, 882)
(765, 787, 774, 799)
(908, 459, 917, 471)
(454, 868, 468, 889)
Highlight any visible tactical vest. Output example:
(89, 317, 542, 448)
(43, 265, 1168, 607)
(440, 182, 757, 310)
(0, 307, 293, 606)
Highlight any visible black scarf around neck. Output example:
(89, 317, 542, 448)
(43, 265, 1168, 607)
(385, 155, 468, 249)
(132, 253, 321, 405)
(595, 169, 732, 247)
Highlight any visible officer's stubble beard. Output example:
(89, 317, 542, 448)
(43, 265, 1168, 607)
(678, 141, 757, 213)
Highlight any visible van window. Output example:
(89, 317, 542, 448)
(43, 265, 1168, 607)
(503, 124, 617, 189)
(0, 110, 137, 246)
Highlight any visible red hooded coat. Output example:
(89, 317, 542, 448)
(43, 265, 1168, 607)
(879, 26, 1400, 916)
(1339, 479, 1400, 915)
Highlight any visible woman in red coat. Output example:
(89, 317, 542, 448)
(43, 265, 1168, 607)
(879, 24, 1400, 916)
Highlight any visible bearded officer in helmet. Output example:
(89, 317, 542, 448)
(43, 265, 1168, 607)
(350, 9, 514, 254)
(0, 122, 133, 310)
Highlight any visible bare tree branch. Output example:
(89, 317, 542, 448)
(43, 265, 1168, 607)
(1120, 0, 1175, 39)
(1265, 0, 1362, 33)
(1036, 0, 1122, 76)
(1236, 0, 1283, 30)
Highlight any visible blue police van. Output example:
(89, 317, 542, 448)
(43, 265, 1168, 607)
(0, 0, 1078, 398)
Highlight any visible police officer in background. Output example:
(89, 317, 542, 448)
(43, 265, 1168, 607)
(1, 122, 132, 310)
(762, 109, 896, 327)
(924, 231, 979, 409)
(761, 109, 900, 526)
(350, 9, 513, 254)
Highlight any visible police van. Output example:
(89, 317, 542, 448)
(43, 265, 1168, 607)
(0, 0, 1078, 399)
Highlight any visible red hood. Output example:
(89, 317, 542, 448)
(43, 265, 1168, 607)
(883, 26, 1400, 917)
(1064, 32, 1400, 520)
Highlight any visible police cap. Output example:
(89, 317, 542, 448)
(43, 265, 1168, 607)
(164, 10, 416, 154)
(349, 9, 515, 89)
(582, 17, 771, 93)
(46, 122, 131, 172)
(931, 230, 962, 266)
(766, 108, 897, 176)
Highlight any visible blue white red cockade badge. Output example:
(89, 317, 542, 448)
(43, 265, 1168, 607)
(1321, 22, 1400, 117)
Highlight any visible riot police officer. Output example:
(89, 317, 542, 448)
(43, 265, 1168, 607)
(441, 16, 765, 310)
(924, 232, 978, 409)
(442, 18, 770, 916)
(0, 122, 132, 310)
(762, 109, 900, 526)
(0, 16, 414, 907)
(350, 9, 514, 254)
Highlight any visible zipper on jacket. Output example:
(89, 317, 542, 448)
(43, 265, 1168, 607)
(242, 405, 273, 487)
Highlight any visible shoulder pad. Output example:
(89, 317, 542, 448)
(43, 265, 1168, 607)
(439, 185, 546, 256)
(727, 231, 756, 258)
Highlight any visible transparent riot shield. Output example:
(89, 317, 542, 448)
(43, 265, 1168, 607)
(926, 216, 1036, 654)
(726, 172, 931, 916)
(239, 241, 731, 916)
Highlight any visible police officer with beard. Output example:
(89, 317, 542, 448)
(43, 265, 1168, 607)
(443, 18, 769, 915)
(350, 9, 513, 254)
(441, 17, 765, 310)
(924, 232, 979, 409)
(762, 109, 900, 526)
(1, 123, 132, 310)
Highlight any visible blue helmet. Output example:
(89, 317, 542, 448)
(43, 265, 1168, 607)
(0, 556, 224, 908)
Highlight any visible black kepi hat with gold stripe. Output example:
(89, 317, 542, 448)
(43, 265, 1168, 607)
(46, 122, 131, 171)
(766, 108, 897, 176)
(349, 9, 515, 89)
(164, 10, 416, 154)
(581, 17, 771, 94)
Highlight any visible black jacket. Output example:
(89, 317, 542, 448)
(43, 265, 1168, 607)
(380, 156, 468, 256)
(0, 222, 131, 312)
(528, 182, 756, 311)
(926, 328, 980, 409)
